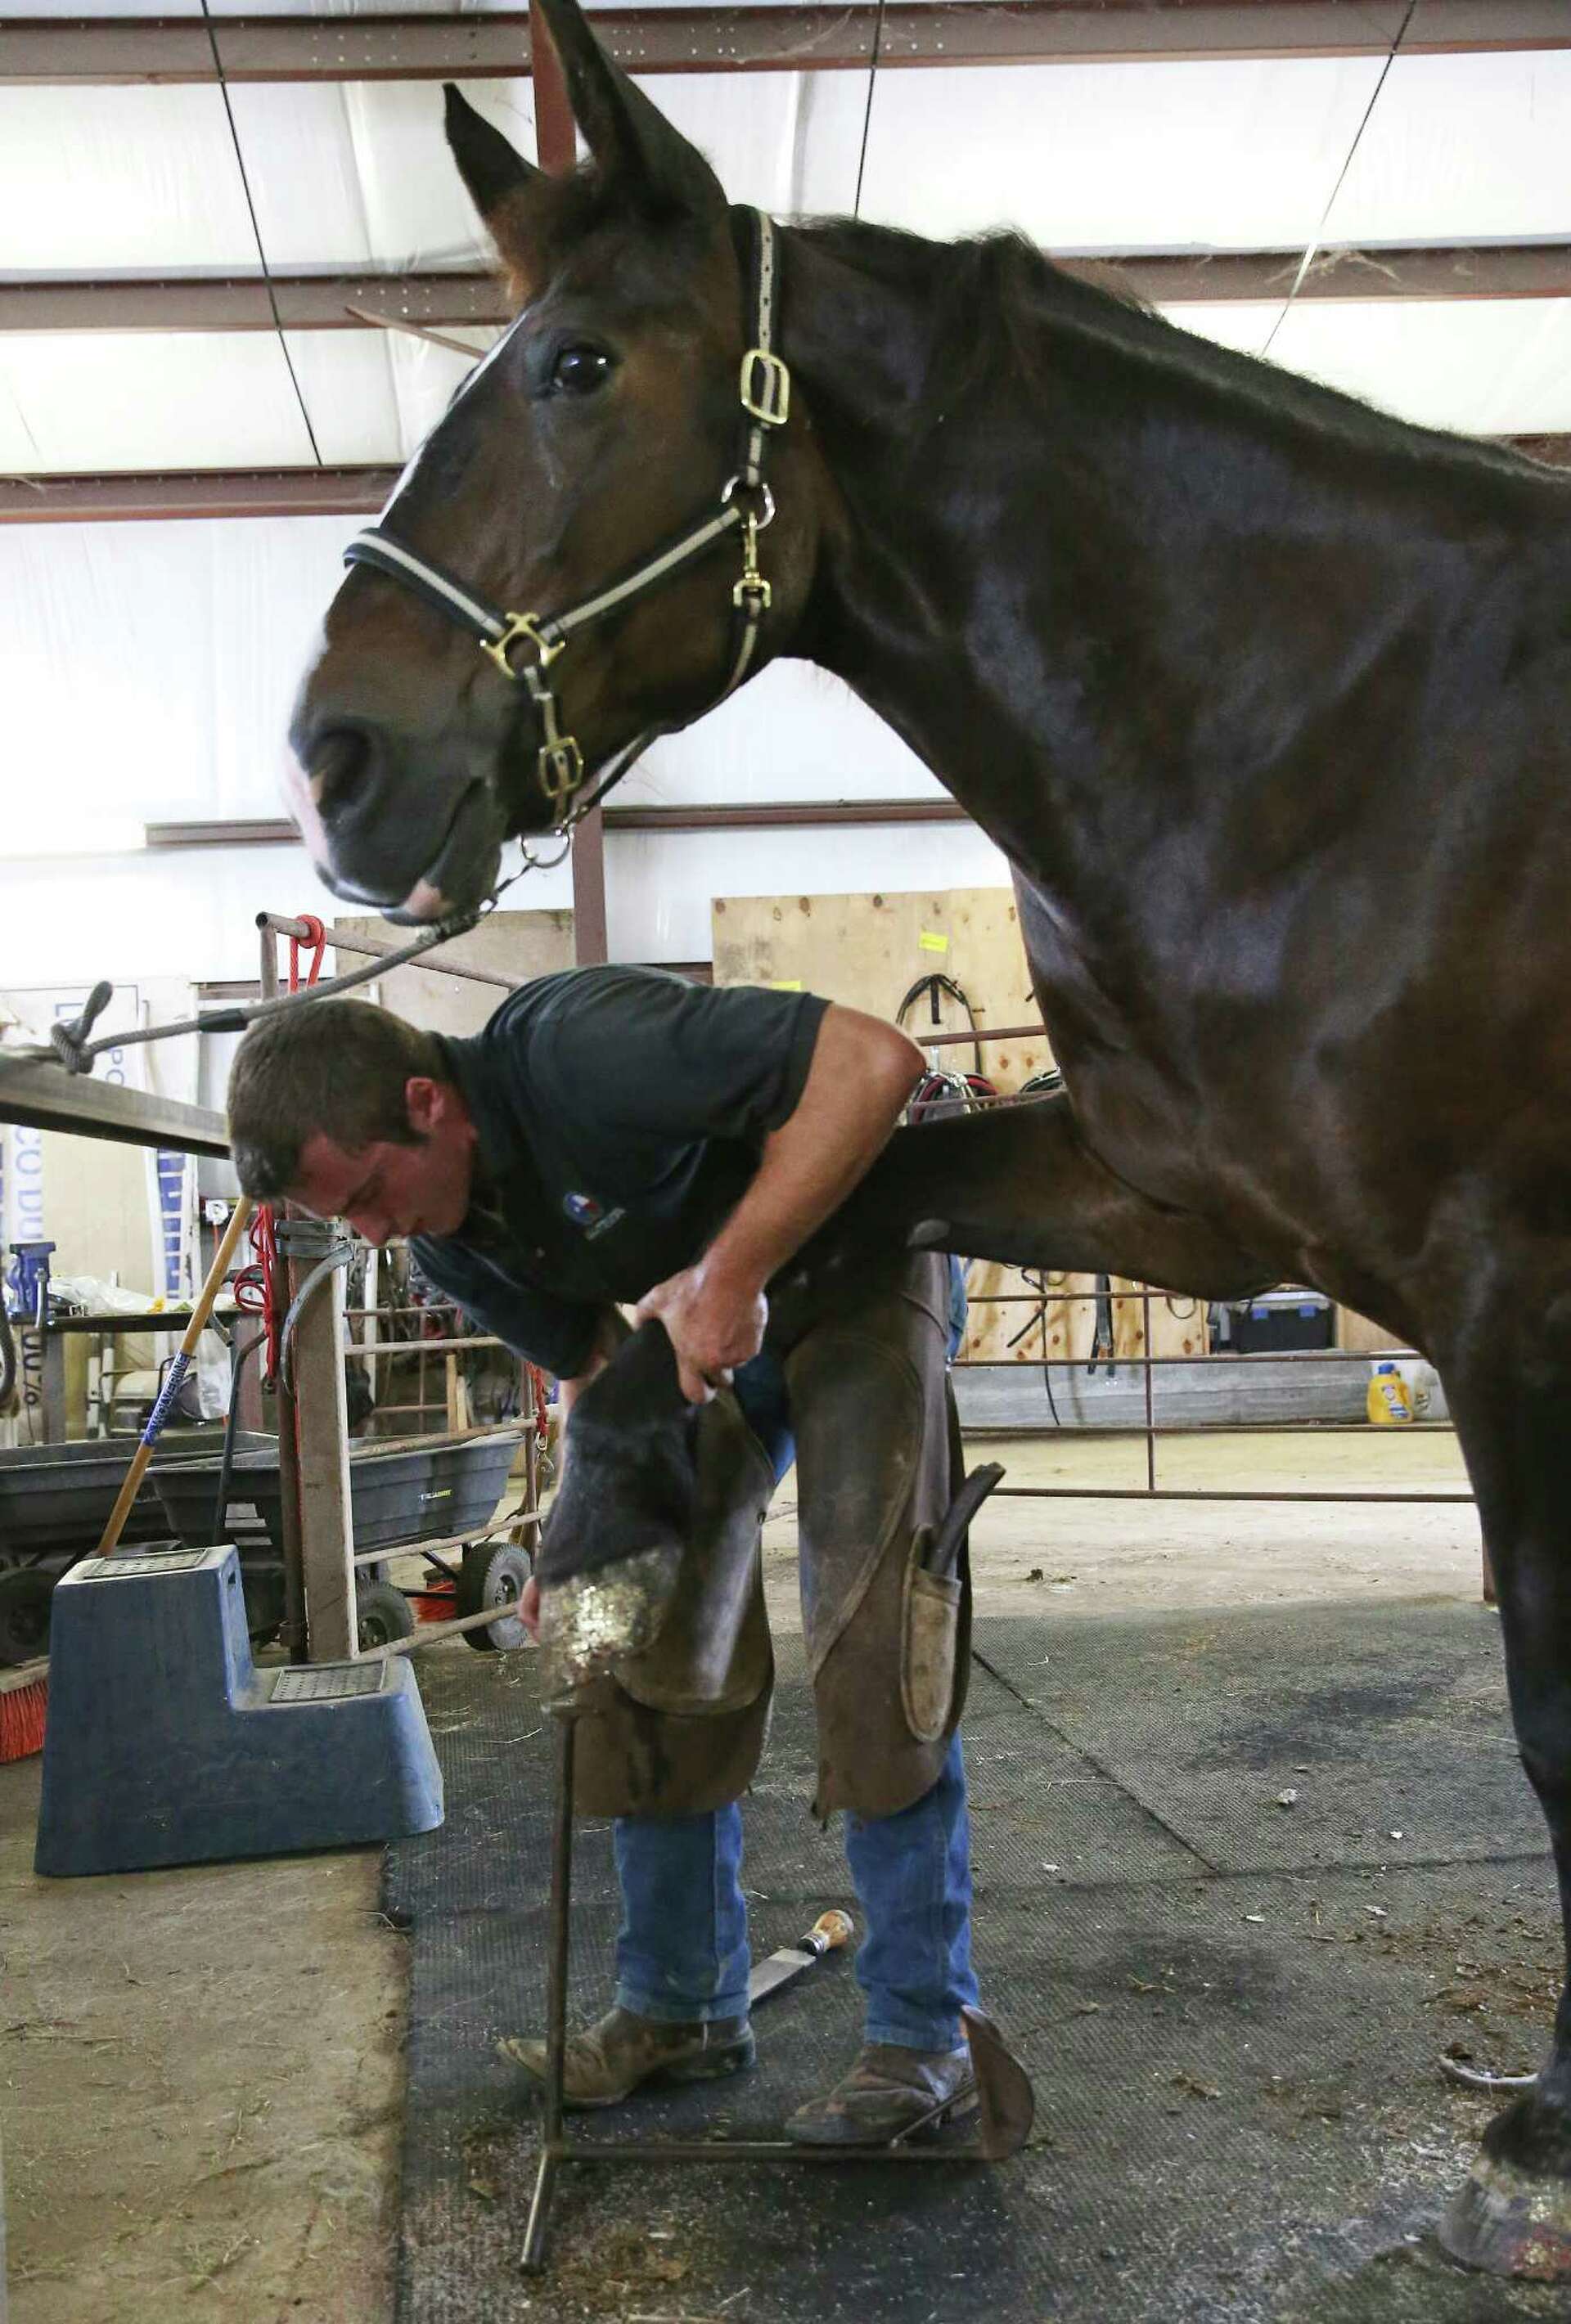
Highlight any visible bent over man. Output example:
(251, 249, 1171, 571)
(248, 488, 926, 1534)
(227, 968, 979, 2142)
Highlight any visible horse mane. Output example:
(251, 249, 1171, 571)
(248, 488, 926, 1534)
(797, 215, 1565, 497)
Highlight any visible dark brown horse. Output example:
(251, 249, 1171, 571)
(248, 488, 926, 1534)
(286, 0, 1571, 2271)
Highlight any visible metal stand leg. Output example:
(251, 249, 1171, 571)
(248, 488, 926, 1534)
(511, 1701, 1035, 2281)
(520, 1706, 576, 2275)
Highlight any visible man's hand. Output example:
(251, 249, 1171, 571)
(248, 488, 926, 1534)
(520, 1574, 542, 1641)
(635, 1255, 768, 1404)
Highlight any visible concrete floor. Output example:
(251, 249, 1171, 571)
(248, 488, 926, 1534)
(0, 1426, 1490, 2324)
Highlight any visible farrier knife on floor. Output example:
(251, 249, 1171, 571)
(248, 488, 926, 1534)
(748, 1909, 854, 2007)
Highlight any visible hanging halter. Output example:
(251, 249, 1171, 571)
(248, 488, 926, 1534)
(341, 209, 790, 856)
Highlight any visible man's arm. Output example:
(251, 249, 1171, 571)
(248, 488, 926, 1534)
(636, 1005, 922, 1403)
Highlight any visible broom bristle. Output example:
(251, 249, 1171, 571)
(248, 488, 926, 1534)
(0, 1668, 48, 1763)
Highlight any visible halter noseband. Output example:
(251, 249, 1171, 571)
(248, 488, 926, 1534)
(342, 209, 790, 843)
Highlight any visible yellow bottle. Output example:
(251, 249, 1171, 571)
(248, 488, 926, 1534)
(1366, 1361, 1414, 1427)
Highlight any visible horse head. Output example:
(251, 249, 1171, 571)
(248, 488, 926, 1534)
(286, 0, 822, 923)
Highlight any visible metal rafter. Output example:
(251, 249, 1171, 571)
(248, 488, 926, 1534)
(2, 426, 1567, 524)
(7, 244, 1571, 340)
(2, 3, 1567, 83)
(0, 469, 398, 520)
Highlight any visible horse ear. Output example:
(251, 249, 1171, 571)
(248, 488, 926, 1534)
(444, 85, 551, 295)
(532, 0, 726, 217)
(444, 84, 544, 217)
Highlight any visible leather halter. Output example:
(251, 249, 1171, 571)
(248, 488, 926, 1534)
(342, 209, 790, 846)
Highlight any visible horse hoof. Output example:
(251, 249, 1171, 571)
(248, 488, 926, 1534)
(1440, 2101, 1571, 2280)
(538, 1544, 680, 1683)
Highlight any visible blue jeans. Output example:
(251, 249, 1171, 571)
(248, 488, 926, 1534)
(613, 1345, 979, 2052)
(614, 1729, 979, 2051)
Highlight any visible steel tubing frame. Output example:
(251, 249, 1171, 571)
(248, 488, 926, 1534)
(958, 1271, 1467, 1508)
(257, 910, 521, 993)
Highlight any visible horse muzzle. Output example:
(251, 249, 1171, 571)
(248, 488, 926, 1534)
(285, 710, 508, 925)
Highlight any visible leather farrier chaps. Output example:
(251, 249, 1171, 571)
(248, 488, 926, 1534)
(539, 1253, 970, 1822)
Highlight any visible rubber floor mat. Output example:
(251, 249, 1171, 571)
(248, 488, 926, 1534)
(389, 1607, 1568, 2324)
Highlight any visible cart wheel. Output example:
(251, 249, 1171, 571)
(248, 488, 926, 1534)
(0, 1567, 56, 1667)
(457, 1540, 532, 1652)
(355, 1577, 416, 1653)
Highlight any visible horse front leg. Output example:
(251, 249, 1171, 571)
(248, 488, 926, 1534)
(1440, 1339, 1571, 2277)
(814, 1087, 1274, 1299)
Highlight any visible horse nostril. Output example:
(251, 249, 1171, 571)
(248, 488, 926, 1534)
(308, 723, 376, 817)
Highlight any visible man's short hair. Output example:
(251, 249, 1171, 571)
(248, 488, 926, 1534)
(227, 998, 445, 1199)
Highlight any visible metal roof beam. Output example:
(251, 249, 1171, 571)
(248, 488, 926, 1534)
(0, 274, 502, 334)
(0, 468, 398, 522)
(2, 2, 1566, 85)
(3, 432, 1567, 525)
(7, 245, 1571, 339)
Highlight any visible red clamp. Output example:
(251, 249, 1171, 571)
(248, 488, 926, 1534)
(288, 914, 327, 994)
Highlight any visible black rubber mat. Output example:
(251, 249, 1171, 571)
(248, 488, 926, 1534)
(389, 1608, 1571, 2324)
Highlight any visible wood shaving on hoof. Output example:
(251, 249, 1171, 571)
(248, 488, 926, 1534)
(538, 1544, 681, 1683)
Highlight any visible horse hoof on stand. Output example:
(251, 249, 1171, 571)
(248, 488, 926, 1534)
(538, 1544, 681, 1684)
(1438, 2093, 1571, 2279)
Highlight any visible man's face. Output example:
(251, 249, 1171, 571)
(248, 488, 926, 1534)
(290, 1076, 475, 1244)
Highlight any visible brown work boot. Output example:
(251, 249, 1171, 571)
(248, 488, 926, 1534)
(498, 2005, 754, 2110)
(785, 2041, 978, 2146)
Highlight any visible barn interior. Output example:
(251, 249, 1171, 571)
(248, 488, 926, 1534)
(2, 4, 1569, 2321)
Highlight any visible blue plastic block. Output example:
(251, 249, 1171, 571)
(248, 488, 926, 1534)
(35, 1544, 443, 1877)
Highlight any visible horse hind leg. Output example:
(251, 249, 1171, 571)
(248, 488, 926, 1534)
(818, 1087, 1273, 1301)
(1438, 1299, 1571, 2277)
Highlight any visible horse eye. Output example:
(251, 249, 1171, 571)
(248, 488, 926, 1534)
(550, 343, 613, 396)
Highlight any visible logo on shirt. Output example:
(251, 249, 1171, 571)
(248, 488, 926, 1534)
(563, 1190, 626, 1240)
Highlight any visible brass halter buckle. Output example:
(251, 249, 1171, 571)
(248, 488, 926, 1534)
(739, 348, 790, 428)
(482, 611, 564, 681)
(538, 737, 585, 802)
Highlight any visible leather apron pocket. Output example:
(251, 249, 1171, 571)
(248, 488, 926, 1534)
(902, 1535, 962, 1744)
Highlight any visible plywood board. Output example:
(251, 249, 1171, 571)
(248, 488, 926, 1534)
(712, 885, 1207, 1365)
(1336, 1304, 1404, 1355)
(712, 885, 1051, 1081)
(333, 910, 575, 1040)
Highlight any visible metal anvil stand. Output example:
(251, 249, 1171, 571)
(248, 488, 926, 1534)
(521, 1702, 1036, 2274)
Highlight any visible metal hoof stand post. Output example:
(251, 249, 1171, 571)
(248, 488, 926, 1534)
(520, 1704, 1036, 2275)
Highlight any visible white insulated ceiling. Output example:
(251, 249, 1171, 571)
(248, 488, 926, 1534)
(2, 13, 1570, 473)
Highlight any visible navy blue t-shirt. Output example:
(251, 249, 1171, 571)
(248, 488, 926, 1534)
(410, 966, 828, 1378)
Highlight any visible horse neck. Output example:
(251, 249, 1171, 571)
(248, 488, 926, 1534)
(776, 218, 1536, 884)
